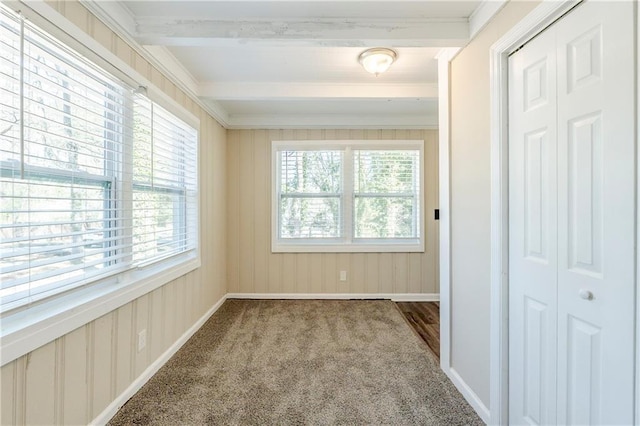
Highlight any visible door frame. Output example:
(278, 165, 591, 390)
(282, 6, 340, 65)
(488, 0, 638, 424)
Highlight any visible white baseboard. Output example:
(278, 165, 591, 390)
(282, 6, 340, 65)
(226, 293, 440, 302)
(445, 367, 490, 424)
(390, 293, 440, 302)
(90, 294, 228, 426)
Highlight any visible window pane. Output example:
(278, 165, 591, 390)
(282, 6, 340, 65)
(354, 196, 415, 238)
(280, 197, 340, 238)
(353, 149, 420, 240)
(22, 25, 124, 176)
(0, 12, 21, 165)
(132, 188, 186, 263)
(132, 97, 152, 184)
(131, 100, 197, 265)
(153, 104, 197, 188)
(0, 7, 126, 308)
(0, 174, 115, 304)
(354, 150, 418, 194)
(281, 150, 341, 194)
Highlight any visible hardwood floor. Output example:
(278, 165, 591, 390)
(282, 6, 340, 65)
(396, 302, 440, 360)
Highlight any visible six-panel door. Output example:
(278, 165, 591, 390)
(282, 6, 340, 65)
(508, 1, 635, 424)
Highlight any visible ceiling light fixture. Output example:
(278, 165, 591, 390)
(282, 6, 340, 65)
(358, 48, 397, 76)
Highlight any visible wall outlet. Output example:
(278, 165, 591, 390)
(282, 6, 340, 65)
(339, 270, 347, 281)
(137, 329, 147, 352)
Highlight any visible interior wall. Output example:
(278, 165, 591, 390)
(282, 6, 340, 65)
(227, 129, 439, 295)
(449, 0, 540, 408)
(0, 1, 227, 425)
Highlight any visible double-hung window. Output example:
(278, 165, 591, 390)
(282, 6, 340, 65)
(0, 6, 198, 312)
(272, 140, 424, 252)
(131, 97, 198, 265)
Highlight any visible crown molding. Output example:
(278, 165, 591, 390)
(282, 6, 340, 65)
(468, 0, 509, 40)
(78, 0, 136, 37)
(79, 0, 230, 128)
(141, 46, 201, 96)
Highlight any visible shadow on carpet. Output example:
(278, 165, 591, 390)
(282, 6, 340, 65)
(109, 299, 483, 425)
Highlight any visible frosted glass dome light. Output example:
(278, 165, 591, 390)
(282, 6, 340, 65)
(358, 48, 397, 76)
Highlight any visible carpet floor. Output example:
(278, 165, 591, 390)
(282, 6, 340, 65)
(108, 299, 483, 425)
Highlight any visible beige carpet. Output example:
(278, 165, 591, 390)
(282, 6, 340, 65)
(109, 299, 483, 425)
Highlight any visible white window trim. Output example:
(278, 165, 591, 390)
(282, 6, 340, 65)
(0, 2, 201, 367)
(0, 252, 199, 366)
(271, 140, 425, 253)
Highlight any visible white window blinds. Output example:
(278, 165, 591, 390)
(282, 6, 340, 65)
(278, 150, 342, 239)
(353, 150, 420, 239)
(131, 98, 198, 264)
(0, 7, 198, 310)
(273, 141, 423, 252)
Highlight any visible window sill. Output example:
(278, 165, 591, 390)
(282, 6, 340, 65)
(272, 242, 425, 253)
(0, 252, 200, 367)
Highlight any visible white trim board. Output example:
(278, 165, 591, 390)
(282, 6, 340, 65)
(469, 0, 508, 40)
(436, 45, 493, 426)
(226, 293, 440, 302)
(435, 46, 459, 389)
(90, 294, 228, 426)
(78, 0, 230, 128)
(446, 367, 491, 423)
(635, 1, 640, 422)
(488, 1, 586, 425)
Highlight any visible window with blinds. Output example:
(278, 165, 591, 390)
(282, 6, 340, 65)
(354, 150, 420, 239)
(0, 6, 198, 310)
(279, 150, 342, 239)
(131, 98, 198, 265)
(272, 141, 423, 252)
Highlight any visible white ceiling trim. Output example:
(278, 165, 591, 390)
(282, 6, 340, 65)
(141, 46, 201, 95)
(79, 0, 231, 127)
(222, 112, 438, 130)
(79, 0, 136, 37)
(468, 0, 509, 40)
(133, 17, 469, 48)
(199, 82, 438, 100)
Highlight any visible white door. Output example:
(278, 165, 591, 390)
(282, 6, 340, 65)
(508, 1, 635, 424)
(509, 20, 559, 425)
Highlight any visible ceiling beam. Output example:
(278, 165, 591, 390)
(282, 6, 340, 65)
(134, 18, 469, 47)
(199, 82, 438, 100)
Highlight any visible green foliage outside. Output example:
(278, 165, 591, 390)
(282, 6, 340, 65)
(279, 149, 419, 240)
(354, 150, 418, 239)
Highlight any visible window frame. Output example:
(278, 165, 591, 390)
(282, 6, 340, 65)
(0, 3, 201, 367)
(271, 140, 425, 253)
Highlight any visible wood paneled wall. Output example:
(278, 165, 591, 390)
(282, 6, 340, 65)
(0, 2, 227, 424)
(227, 129, 439, 295)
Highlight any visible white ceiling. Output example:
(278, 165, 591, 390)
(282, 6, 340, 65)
(84, 1, 503, 129)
